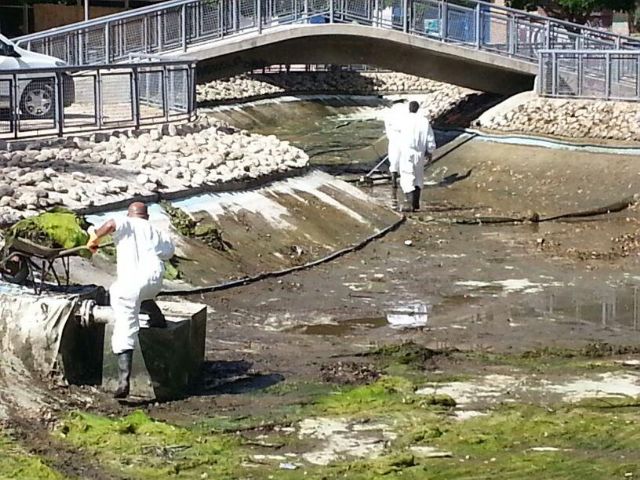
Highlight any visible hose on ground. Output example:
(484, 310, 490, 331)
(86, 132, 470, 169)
(430, 194, 640, 225)
(158, 215, 406, 297)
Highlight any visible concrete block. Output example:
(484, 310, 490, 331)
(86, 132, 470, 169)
(102, 301, 207, 400)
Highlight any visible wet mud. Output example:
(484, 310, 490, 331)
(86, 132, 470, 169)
(6, 99, 640, 478)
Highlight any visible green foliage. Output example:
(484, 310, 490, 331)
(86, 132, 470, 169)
(58, 410, 244, 479)
(0, 434, 62, 480)
(6, 208, 89, 250)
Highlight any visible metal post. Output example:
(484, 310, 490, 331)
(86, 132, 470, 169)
(551, 51, 557, 96)
(475, 3, 481, 48)
(181, 5, 187, 51)
(104, 22, 110, 63)
(163, 65, 170, 121)
(605, 51, 611, 99)
(441, 1, 447, 40)
(577, 53, 583, 97)
(544, 20, 550, 49)
(96, 68, 103, 129)
(304, 0, 308, 20)
(330, 0, 334, 23)
(143, 16, 149, 53)
(78, 29, 85, 66)
(85, 0, 89, 22)
(157, 12, 163, 52)
(537, 53, 543, 95)
(55, 72, 64, 137)
(373, 0, 378, 26)
(132, 67, 140, 129)
(233, 0, 238, 31)
(402, 0, 408, 33)
(508, 13, 515, 55)
(636, 54, 640, 100)
(12, 73, 18, 140)
(258, 0, 262, 33)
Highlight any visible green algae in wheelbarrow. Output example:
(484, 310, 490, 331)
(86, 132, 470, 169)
(6, 209, 90, 254)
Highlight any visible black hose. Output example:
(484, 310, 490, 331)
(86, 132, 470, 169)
(159, 215, 406, 297)
(440, 194, 639, 225)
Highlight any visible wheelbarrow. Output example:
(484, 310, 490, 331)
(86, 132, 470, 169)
(0, 237, 92, 294)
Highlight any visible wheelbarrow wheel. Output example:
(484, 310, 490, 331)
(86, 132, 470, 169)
(1, 252, 29, 285)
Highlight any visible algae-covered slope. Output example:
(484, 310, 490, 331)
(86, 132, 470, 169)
(82, 170, 401, 289)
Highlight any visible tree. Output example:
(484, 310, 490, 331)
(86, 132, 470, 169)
(508, 0, 636, 25)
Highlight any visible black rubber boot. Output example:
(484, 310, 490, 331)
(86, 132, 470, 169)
(399, 191, 414, 212)
(114, 350, 133, 399)
(140, 300, 166, 328)
(412, 187, 422, 212)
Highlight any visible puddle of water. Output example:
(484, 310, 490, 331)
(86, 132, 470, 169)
(287, 316, 387, 335)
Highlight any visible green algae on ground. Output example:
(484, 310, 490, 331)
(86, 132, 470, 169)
(6, 208, 89, 250)
(58, 410, 244, 479)
(161, 201, 230, 251)
(0, 434, 63, 480)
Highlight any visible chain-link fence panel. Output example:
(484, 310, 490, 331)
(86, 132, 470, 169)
(188, 1, 223, 42)
(100, 72, 134, 125)
(609, 54, 638, 99)
(62, 72, 97, 132)
(556, 53, 579, 97)
(479, 8, 508, 53)
(538, 53, 553, 96)
(336, 0, 371, 23)
(167, 68, 190, 115)
(513, 19, 545, 61)
(445, 4, 475, 44)
(411, 0, 441, 38)
(15, 74, 58, 134)
(138, 69, 166, 122)
(238, 0, 257, 30)
(162, 7, 184, 50)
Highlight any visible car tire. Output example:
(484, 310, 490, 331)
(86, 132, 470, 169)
(20, 80, 55, 120)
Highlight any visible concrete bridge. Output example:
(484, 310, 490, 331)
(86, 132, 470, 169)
(14, 0, 640, 96)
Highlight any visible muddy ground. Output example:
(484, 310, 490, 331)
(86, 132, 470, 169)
(5, 137, 640, 478)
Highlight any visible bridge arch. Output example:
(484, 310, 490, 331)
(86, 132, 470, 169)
(190, 25, 537, 95)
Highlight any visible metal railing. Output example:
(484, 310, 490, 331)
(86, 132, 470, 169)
(539, 49, 640, 100)
(0, 59, 197, 140)
(14, 0, 640, 69)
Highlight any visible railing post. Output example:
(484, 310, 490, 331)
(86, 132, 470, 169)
(577, 52, 583, 97)
(605, 51, 611, 100)
(104, 22, 110, 63)
(143, 16, 149, 52)
(181, 5, 188, 51)
(403, 0, 408, 33)
(475, 3, 481, 48)
(304, 0, 308, 20)
(12, 73, 18, 140)
(330, 0, 334, 23)
(233, 0, 238, 30)
(163, 65, 170, 121)
(96, 68, 103, 129)
(157, 12, 164, 52)
(551, 50, 557, 96)
(508, 13, 515, 55)
(537, 53, 543, 95)
(78, 29, 85, 65)
(373, 0, 378, 26)
(441, 1, 447, 39)
(258, 0, 262, 33)
(544, 20, 550, 49)
(132, 66, 141, 130)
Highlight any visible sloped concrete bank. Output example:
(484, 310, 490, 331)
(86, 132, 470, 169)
(74, 170, 402, 291)
(475, 91, 640, 145)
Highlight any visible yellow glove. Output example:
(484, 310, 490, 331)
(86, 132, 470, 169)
(86, 232, 100, 254)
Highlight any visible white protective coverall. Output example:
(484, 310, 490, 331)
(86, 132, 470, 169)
(109, 217, 174, 354)
(398, 112, 436, 194)
(383, 102, 407, 174)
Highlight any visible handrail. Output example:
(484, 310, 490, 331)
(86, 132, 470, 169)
(13, 0, 640, 50)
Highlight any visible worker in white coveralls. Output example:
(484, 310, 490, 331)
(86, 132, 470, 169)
(397, 101, 436, 212)
(86, 202, 174, 398)
(383, 99, 407, 193)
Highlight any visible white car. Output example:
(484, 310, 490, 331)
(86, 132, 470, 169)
(0, 33, 75, 119)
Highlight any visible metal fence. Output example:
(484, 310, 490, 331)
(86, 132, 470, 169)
(0, 59, 197, 140)
(14, 0, 640, 68)
(539, 50, 640, 100)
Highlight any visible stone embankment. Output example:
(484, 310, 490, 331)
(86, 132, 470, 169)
(0, 117, 308, 225)
(475, 92, 640, 143)
(197, 71, 475, 108)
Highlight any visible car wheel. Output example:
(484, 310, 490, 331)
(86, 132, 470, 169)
(20, 81, 55, 119)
